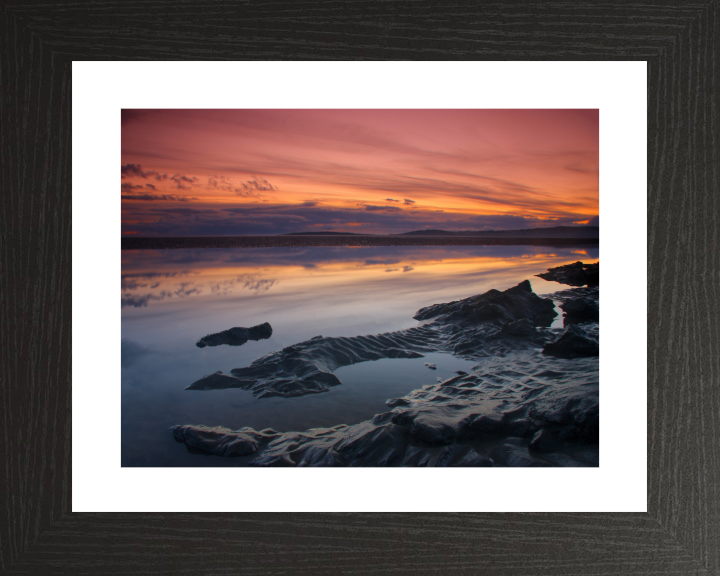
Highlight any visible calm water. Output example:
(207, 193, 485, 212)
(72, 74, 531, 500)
(121, 244, 598, 466)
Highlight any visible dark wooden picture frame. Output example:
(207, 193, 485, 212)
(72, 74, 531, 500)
(2, 3, 717, 574)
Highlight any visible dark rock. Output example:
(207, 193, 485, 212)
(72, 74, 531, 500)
(409, 415, 455, 445)
(499, 318, 539, 338)
(172, 349, 599, 466)
(170, 425, 263, 457)
(196, 322, 272, 347)
(172, 277, 598, 467)
(185, 371, 243, 391)
(387, 349, 424, 359)
(413, 280, 557, 327)
(464, 414, 504, 435)
(542, 325, 599, 359)
(488, 444, 540, 467)
(386, 397, 411, 408)
(560, 297, 599, 325)
(453, 341, 478, 354)
(333, 423, 408, 465)
(529, 428, 560, 452)
(187, 329, 434, 398)
(185, 281, 563, 399)
(451, 447, 495, 467)
(296, 446, 343, 467)
(536, 261, 599, 287)
(255, 454, 296, 467)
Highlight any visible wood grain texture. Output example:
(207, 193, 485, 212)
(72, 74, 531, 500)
(1, 1, 718, 574)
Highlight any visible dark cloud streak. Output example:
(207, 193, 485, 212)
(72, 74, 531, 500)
(121, 164, 168, 181)
(121, 201, 596, 237)
(235, 177, 277, 197)
(121, 194, 196, 202)
(363, 205, 402, 213)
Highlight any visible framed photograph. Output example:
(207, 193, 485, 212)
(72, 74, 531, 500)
(3, 3, 718, 574)
(74, 62, 643, 513)
(117, 107, 602, 473)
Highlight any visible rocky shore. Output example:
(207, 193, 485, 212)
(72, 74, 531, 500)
(172, 261, 600, 466)
(536, 261, 599, 287)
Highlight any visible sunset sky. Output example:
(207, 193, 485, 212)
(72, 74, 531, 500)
(121, 109, 598, 236)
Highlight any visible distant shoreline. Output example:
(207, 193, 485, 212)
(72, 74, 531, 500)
(121, 235, 599, 251)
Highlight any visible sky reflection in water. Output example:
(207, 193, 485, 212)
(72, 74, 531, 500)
(121, 244, 598, 466)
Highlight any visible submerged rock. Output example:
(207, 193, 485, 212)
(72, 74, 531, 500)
(560, 297, 599, 325)
(542, 325, 599, 359)
(196, 322, 272, 348)
(536, 261, 599, 287)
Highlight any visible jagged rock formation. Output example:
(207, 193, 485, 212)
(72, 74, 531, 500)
(413, 280, 556, 326)
(196, 322, 272, 348)
(498, 318, 540, 337)
(542, 325, 599, 359)
(536, 261, 599, 287)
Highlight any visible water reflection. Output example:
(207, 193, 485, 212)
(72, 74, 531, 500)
(121, 244, 598, 466)
(121, 245, 599, 311)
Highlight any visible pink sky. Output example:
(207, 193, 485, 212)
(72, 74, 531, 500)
(121, 109, 598, 235)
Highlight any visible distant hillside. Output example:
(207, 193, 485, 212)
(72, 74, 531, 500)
(278, 226, 598, 238)
(398, 226, 599, 238)
(284, 231, 364, 236)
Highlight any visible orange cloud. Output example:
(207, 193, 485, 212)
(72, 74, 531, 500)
(122, 110, 598, 235)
